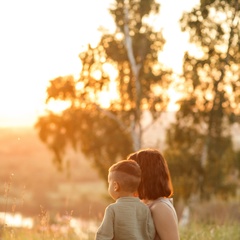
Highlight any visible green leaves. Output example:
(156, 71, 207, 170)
(165, 0, 240, 201)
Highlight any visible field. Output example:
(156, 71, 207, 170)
(0, 127, 109, 219)
(0, 127, 240, 239)
(1, 221, 239, 240)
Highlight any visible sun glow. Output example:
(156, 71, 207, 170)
(0, 0, 199, 127)
(0, 0, 112, 127)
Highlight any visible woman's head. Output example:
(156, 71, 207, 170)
(127, 148, 173, 200)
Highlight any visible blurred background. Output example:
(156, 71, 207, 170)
(0, 0, 239, 239)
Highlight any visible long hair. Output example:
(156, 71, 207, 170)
(127, 148, 173, 200)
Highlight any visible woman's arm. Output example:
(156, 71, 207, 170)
(151, 202, 180, 240)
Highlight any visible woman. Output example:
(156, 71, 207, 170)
(127, 148, 180, 240)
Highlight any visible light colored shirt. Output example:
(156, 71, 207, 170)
(95, 197, 155, 240)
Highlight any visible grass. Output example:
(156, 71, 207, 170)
(1, 227, 81, 240)
(1, 220, 239, 240)
(179, 222, 240, 240)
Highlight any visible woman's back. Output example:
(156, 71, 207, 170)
(148, 198, 179, 240)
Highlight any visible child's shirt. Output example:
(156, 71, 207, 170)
(95, 196, 155, 240)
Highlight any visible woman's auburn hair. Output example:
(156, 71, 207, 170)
(127, 148, 173, 200)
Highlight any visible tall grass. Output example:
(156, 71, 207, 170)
(180, 222, 240, 240)
(1, 221, 239, 240)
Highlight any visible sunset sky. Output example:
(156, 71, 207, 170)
(0, 0, 198, 127)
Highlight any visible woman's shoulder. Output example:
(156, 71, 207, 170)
(150, 198, 172, 211)
(148, 197, 173, 207)
(149, 198, 178, 220)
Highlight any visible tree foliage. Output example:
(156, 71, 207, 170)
(165, 0, 240, 201)
(35, 0, 172, 179)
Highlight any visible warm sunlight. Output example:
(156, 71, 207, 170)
(0, 0, 199, 127)
(0, 0, 112, 127)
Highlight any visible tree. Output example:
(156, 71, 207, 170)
(35, 0, 173, 179)
(164, 0, 240, 201)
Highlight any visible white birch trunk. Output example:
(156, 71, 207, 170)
(123, 1, 142, 151)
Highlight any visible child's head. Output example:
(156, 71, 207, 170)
(108, 160, 141, 200)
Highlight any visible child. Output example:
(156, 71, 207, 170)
(95, 160, 155, 240)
